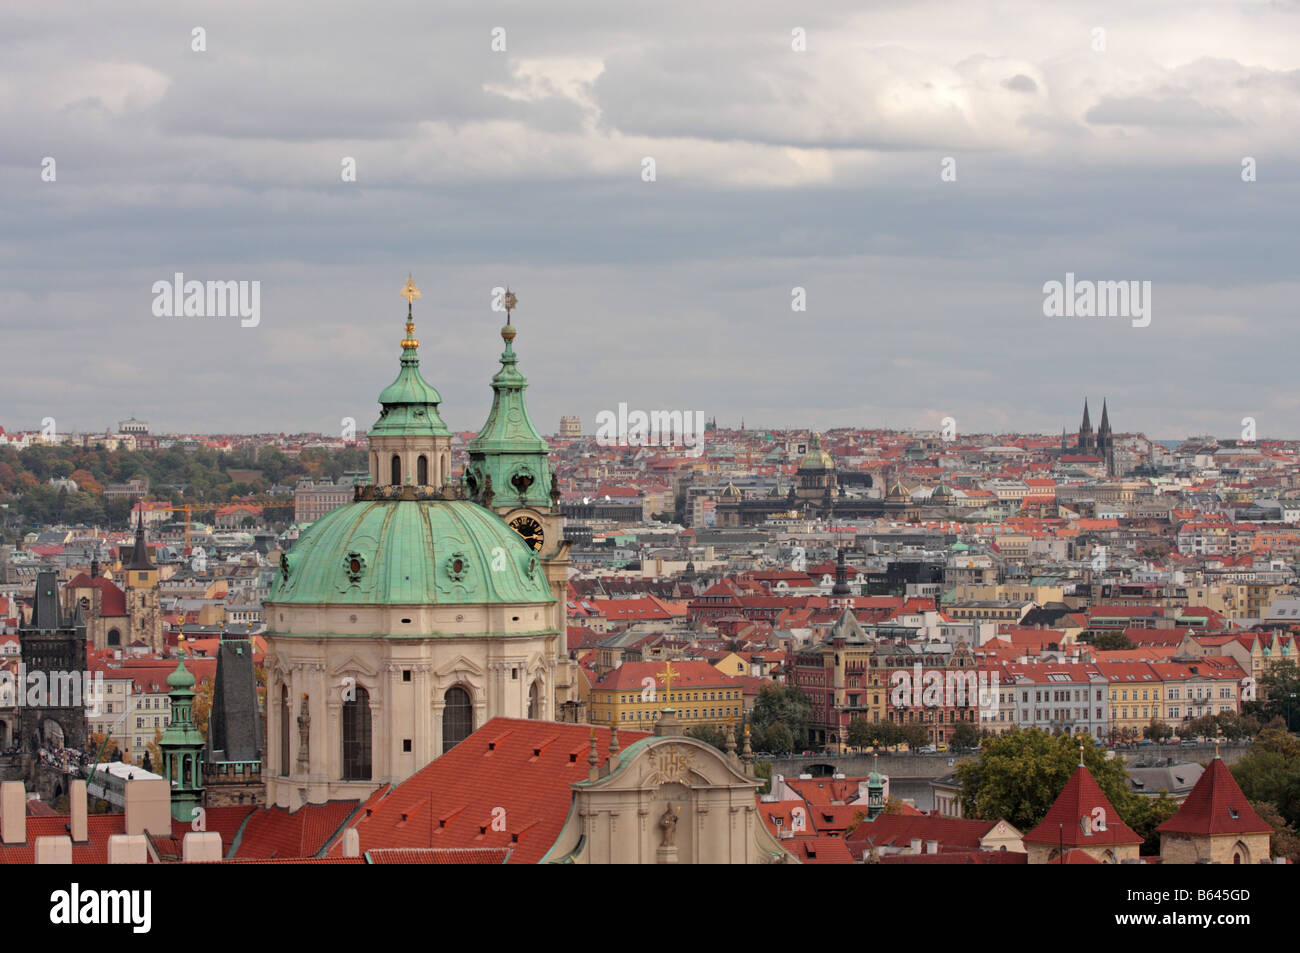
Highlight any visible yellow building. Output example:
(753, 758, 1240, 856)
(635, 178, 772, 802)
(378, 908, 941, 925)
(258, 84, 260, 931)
(589, 661, 744, 732)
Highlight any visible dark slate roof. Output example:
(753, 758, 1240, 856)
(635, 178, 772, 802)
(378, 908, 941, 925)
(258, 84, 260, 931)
(205, 634, 263, 764)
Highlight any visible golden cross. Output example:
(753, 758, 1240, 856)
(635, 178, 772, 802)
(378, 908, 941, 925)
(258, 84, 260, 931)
(503, 288, 517, 324)
(657, 661, 681, 698)
(400, 276, 421, 306)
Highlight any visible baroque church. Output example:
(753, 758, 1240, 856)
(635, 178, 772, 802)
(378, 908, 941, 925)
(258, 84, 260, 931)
(264, 281, 576, 809)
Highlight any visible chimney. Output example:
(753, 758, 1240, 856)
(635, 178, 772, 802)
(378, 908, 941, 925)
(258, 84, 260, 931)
(35, 835, 72, 864)
(106, 834, 149, 864)
(342, 828, 360, 858)
(124, 778, 171, 836)
(182, 831, 223, 862)
(0, 782, 25, 845)
(910, 837, 922, 855)
(70, 779, 87, 842)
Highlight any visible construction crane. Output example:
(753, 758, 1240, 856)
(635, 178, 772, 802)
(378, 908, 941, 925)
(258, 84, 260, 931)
(135, 497, 285, 551)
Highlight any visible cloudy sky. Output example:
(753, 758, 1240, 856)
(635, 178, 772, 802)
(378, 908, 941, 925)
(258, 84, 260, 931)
(3, 0, 1298, 440)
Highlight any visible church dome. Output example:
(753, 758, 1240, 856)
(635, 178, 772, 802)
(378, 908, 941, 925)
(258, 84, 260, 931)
(720, 481, 743, 500)
(270, 499, 553, 608)
(798, 433, 835, 472)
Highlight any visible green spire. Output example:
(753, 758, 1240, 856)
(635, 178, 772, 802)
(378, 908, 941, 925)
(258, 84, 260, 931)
(371, 284, 451, 438)
(466, 295, 553, 507)
(159, 643, 206, 822)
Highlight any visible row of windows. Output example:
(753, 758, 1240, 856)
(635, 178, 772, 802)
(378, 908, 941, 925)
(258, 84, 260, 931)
(614, 690, 738, 703)
(619, 707, 739, 721)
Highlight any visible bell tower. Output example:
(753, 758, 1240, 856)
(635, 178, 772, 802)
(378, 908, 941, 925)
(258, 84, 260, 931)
(466, 291, 575, 713)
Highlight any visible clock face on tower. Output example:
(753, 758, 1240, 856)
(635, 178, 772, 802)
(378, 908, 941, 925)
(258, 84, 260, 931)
(509, 515, 545, 552)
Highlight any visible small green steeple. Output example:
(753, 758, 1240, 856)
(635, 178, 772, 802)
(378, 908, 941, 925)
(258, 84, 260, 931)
(866, 753, 886, 820)
(466, 292, 554, 508)
(159, 642, 206, 823)
(370, 278, 451, 438)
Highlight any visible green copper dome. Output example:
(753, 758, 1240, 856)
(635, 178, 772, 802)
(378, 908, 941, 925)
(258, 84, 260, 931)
(798, 433, 835, 472)
(270, 499, 554, 608)
(167, 655, 196, 690)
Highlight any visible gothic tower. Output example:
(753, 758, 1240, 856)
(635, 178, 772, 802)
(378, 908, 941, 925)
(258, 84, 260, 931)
(18, 571, 88, 759)
(1077, 399, 1095, 452)
(1097, 399, 1115, 476)
(123, 511, 163, 652)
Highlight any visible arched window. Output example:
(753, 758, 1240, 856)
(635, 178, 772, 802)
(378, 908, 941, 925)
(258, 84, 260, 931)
(443, 686, 473, 750)
(108, 629, 121, 647)
(390, 455, 402, 486)
(279, 686, 290, 776)
(417, 454, 429, 485)
(342, 686, 372, 780)
(528, 680, 541, 720)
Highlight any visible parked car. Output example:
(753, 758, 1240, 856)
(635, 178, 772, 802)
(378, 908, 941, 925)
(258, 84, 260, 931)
(1136, 739, 1155, 747)
(935, 743, 949, 752)
(917, 744, 938, 754)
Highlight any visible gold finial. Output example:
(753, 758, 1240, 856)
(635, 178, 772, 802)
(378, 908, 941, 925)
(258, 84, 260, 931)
(656, 661, 681, 699)
(503, 288, 517, 323)
(400, 276, 421, 350)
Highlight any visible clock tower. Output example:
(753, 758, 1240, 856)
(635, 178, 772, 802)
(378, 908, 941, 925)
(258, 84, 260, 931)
(466, 293, 578, 715)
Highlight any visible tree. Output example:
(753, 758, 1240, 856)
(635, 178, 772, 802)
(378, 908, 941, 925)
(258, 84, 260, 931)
(901, 724, 929, 750)
(1250, 800, 1300, 862)
(951, 721, 981, 750)
(146, 727, 163, 775)
(1144, 719, 1173, 742)
(754, 761, 773, 796)
(956, 729, 1136, 834)
(871, 721, 902, 749)
(750, 685, 811, 752)
(1256, 660, 1300, 732)
(1126, 794, 1181, 855)
(1231, 727, 1300, 828)
(1093, 631, 1135, 651)
(685, 724, 728, 752)
(192, 677, 215, 738)
(846, 717, 877, 750)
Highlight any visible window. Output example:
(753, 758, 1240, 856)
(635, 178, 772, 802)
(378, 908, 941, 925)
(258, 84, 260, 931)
(342, 686, 372, 781)
(280, 686, 290, 775)
(443, 686, 474, 751)
(528, 680, 541, 720)
(390, 455, 401, 485)
(417, 454, 429, 485)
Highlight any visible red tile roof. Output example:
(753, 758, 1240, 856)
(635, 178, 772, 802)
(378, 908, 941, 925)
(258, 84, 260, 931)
(366, 847, 513, 864)
(232, 800, 360, 859)
(1023, 765, 1141, 848)
(332, 718, 651, 865)
(1156, 757, 1272, 837)
(66, 574, 127, 617)
(592, 661, 742, 691)
(0, 814, 127, 864)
